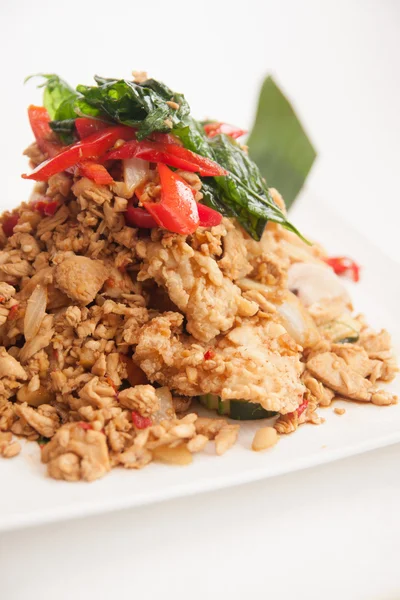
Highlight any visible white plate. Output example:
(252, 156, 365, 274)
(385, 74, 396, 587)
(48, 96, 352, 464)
(0, 192, 399, 533)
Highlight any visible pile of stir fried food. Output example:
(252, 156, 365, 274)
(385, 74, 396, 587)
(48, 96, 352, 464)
(0, 73, 397, 481)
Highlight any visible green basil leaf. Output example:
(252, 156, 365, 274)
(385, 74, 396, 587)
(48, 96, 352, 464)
(174, 120, 304, 241)
(210, 135, 305, 240)
(49, 118, 76, 145)
(247, 76, 316, 209)
(76, 77, 190, 140)
(53, 95, 77, 121)
(49, 94, 81, 144)
(26, 74, 77, 120)
(77, 80, 148, 124)
(74, 97, 104, 120)
(174, 117, 216, 158)
(200, 180, 230, 215)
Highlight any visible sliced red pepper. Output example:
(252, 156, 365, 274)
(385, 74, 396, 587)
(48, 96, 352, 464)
(164, 144, 227, 176)
(22, 126, 137, 182)
(131, 411, 152, 429)
(33, 199, 59, 216)
(296, 398, 309, 418)
(106, 139, 227, 177)
(2, 214, 19, 237)
(204, 349, 215, 360)
(204, 121, 247, 139)
(285, 397, 308, 420)
(8, 304, 19, 321)
(143, 164, 199, 235)
(27, 105, 63, 158)
(106, 140, 205, 173)
(149, 132, 183, 145)
(77, 422, 93, 431)
(75, 117, 110, 139)
(197, 203, 223, 227)
(78, 161, 113, 185)
(324, 256, 360, 283)
(125, 205, 158, 229)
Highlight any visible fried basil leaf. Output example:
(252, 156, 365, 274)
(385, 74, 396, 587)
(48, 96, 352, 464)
(76, 76, 190, 140)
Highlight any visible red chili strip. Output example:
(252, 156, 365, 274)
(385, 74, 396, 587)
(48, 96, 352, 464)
(131, 411, 152, 429)
(204, 121, 247, 139)
(106, 139, 227, 177)
(296, 398, 309, 418)
(27, 105, 63, 158)
(198, 203, 222, 227)
(324, 256, 360, 283)
(78, 161, 114, 185)
(143, 164, 199, 235)
(32, 198, 59, 216)
(125, 205, 158, 229)
(2, 214, 19, 237)
(77, 422, 93, 431)
(75, 117, 110, 139)
(22, 125, 137, 182)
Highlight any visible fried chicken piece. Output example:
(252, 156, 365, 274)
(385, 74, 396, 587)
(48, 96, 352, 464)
(331, 344, 375, 378)
(302, 370, 335, 407)
(134, 312, 305, 414)
(118, 385, 160, 416)
(307, 352, 397, 405)
(14, 403, 60, 438)
(46, 172, 72, 199)
(0, 347, 27, 380)
(137, 236, 257, 342)
(42, 422, 110, 482)
(218, 220, 252, 280)
(54, 255, 108, 305)
(359, 329, 392, 358)
(72, 177, 113, 206)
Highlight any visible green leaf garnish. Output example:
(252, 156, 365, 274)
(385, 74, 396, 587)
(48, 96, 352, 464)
(26, 74, 77, 120)
(76, 76, 190, 140)
(49, 118, 76, 145)
(247, 76, 316, 209)
(174, 118, 306, 241)
(26, 74, 79, 143)
(25, 71, 312, 242)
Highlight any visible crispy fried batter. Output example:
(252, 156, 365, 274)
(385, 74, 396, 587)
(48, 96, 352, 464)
(137, 235, 257, 342)
(134, 312, 305, 414)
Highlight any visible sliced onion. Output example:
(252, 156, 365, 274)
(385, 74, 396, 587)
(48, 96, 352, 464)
(275, 291, 320, 348)
(153, 387, 175, 423)
(24, 284, 47, 342)
(288, 263, 350, 307)
(20, 314, 54, 364)
(123, 158, 149, 198)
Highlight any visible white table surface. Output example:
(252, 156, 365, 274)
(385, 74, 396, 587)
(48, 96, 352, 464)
(0, 1, 400, 598)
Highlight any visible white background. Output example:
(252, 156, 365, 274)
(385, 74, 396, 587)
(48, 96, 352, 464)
(0, 1, 400, 598)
